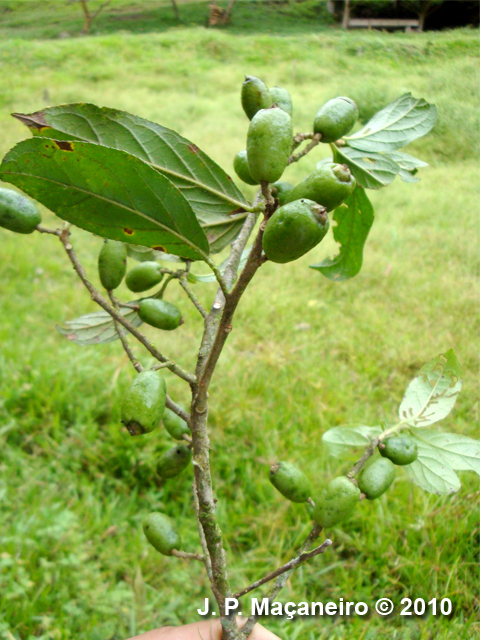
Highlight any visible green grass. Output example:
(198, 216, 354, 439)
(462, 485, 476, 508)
(0, 22, 479, 640)
(0, 0, 335, 40)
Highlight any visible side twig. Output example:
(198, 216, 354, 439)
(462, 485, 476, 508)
(107, 291, 143, 373)
(179, 277, 208, 319)
(171, 549, 205, 562)
(241, 524, 323, 637)
(44, 226, 196, 385)
(288, 133, 322, 165)
(233, 538, 332, 599)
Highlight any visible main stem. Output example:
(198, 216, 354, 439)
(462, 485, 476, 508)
(189, 209, 266, 639)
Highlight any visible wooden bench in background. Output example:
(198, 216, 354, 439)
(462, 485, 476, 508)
(346, 18, 421, 32)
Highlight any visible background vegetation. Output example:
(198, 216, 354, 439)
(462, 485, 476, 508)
(0, 8, 478, 640)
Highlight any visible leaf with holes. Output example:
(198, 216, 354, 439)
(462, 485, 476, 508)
(13, 104, 251, 252)
(399, 350, 462, 428)
(56, 306, 142, 346)
(322, 425, 382, 458)
(404, 437, 461, 495)
(310, 186, 374, 281)
(345, 93, 437, 152)
(384, 150, 428, 184)
(0, 138, 210, 261)
(335, 146, 399, 190)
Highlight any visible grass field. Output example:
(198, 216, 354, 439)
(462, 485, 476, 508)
(0, 16, 479, 640)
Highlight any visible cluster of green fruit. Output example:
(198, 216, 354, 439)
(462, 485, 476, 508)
(234, 77, 358, 264)
(98, 239, 183, 331)
(122, 371, 191, 555)
(270, 436, 418, 528)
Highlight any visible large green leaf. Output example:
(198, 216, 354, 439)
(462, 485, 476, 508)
(0, 138, 210, 261)
(404, 437, 461, 495)
(56, 306, 142, 346)
(399, 350, 462, 428)
(13, 104, 251, 253)
(335, 146, 399, 190)
(345, 93, 437, 153)
(412, 431, 480, 477)
(310, 186, 374, 281)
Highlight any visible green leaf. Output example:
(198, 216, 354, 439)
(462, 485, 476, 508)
(193, 246, 252, 283)
(56, 306, 142, 346)
(399, 350, 462, 428)
(125, 244, 183, 264)
(13, 104, 250, 253)
(404, 437, 461, 495)
(385, 150, 428, 184)
(322, 425, 382, 458)
(310, 186, 374, 281)
(345, 93, 437, 152)
(335, 146, 399, 190)
(411, 431, 480, 477)
(0, 138, 210, 261)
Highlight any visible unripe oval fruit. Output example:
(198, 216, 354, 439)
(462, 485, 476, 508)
(272, 181, 294, 206)
(269, 461, 311, 503)
(157, 443, 192, 479)
(270, 86, 293, 117)
(0, 187, 41, 234)
(98, 239, 127, 290)
(143, 512, 181, 556)
(163, 406, 190, 440)
(125, 261, 163, 292)
(313, 96, 358, 143)
(358, 457, 396, 500)
(262, 199, 329, 264)
(286, 163, 356, 212)
(241, 76, 272, 120)
(233, 150, 259, 186)
(247, 107, 293, 184)
(138, 299, 183, 331)
(312, 476, 360, 528)
(380, 437, 418, 466)
(121, 370, 166, 436)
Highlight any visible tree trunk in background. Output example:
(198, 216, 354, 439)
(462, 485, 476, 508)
(224, 0, 238, 24)
(171, 0, 180, 21)
(80, 0, 92, 34)
(342, 0, 350, 29)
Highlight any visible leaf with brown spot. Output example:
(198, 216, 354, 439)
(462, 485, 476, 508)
(13, 104, 251, 252)
(0, 138, 210, 260)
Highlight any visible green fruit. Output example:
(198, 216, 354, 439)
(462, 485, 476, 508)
(272, 181, 294, 206)
(313, 96, 358, 143)
(358, 457, 396, 500)
(312, 476, 360, 528)
(157, 443, 192, 479)
(143, 512, 181, 556)
(0, 187, 41, 234)
(125, 261, 163, 292)
(163, 406, 190, 440)
(138, 299, 183, 331)
(269, 461, 311, 503)
(121, 370, 166, 436)
(233, 150, 259, 186)
(241, 75, 272, 120)
(98, 240, 127, 290)
(247, 107, 293, 184)
(380, 437, 418, 466)
(262, 199, 329, 264)
(270, 86, 293, 117)
(286, 163, 356, 212)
